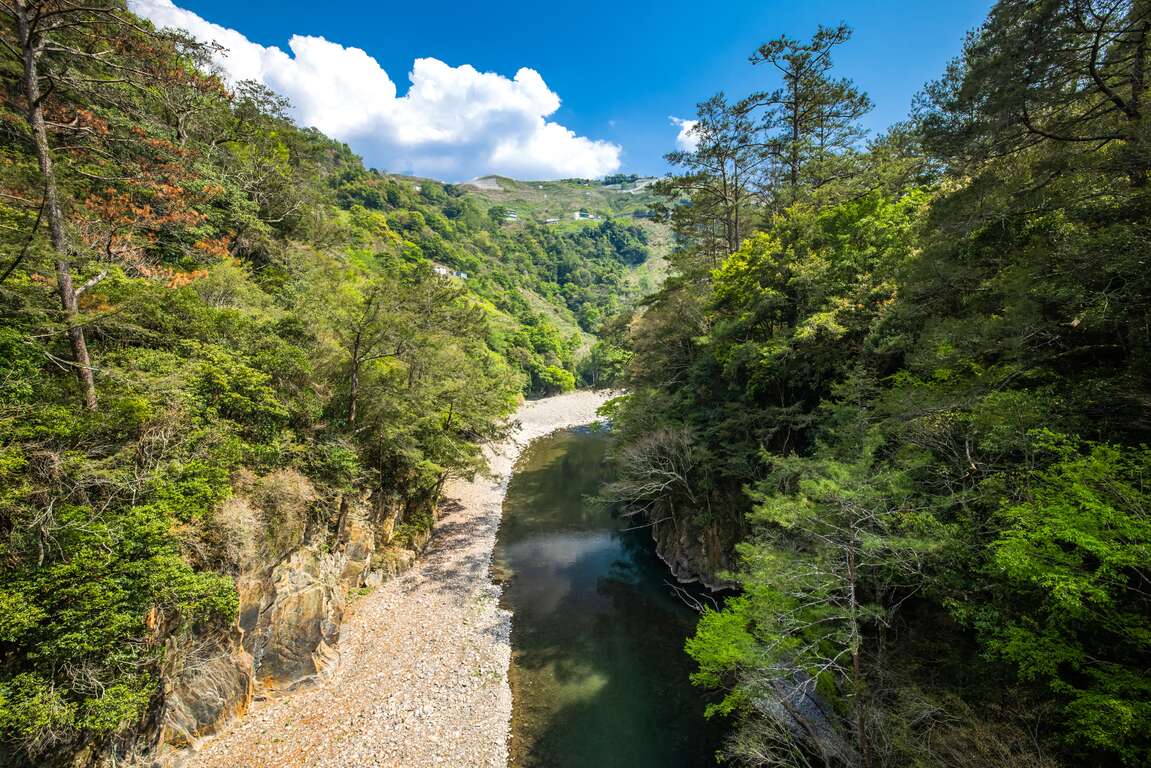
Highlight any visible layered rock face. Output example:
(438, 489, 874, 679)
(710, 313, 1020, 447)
(246, 546, 346, 692)
(144, 471, 438, 761)
(158, 630, 254, 751)
(650, 515, 739, 590)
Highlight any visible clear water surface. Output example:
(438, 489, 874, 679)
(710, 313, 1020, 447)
(494, 425, 719, 768)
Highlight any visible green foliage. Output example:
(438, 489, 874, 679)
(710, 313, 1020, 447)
(392, 505, 435, 550)
(0, 674, 75, 751)
(0, 462, 238, 748)
(614, 4, 1151, 766)
(144, 460, 232, 524)
(0, 4, 647, 760)
(189, 344, 291, 433)
(305, 440, 362, 490)
(0, 326, 38, 404)
(578, 338, 631, 388)
(983, 433, 1151, 760)
(536, 365, 577, 395)
(685, 598, 757, 715)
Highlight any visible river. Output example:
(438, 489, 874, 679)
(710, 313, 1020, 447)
(494, 424, 719, 768)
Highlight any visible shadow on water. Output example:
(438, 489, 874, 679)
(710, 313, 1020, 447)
(495, 428, 723, 768)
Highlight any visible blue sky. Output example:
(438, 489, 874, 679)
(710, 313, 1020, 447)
(133, 0, 994, 180)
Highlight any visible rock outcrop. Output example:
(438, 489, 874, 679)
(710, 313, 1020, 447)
(250, 546, 345, 692)
(338, 504, 376, 587)
(650, 514, 739, 590)
(143, 472, 440, 763)
(157, 629, 255, 749)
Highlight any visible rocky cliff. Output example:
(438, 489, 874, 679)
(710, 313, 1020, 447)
(133, 470, 439, 765)
(649, 513, 740, 591)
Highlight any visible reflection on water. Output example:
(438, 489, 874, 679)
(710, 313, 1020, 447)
(494, 426, 719, 768)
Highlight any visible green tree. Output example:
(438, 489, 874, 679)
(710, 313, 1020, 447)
(981, 432, 1151, 761)
(687, 375, 934, 768)
(747, 24, 873, 205)
(6, 0, 207, 410)
(659, 93, 765, 264)
(920, 0, 1151, 186)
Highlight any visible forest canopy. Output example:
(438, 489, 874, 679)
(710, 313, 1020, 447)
(0, 1, 648, 762)
(607, 4, 1151, 767)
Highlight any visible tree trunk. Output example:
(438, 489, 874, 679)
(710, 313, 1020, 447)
(16, 1, 98, 411)
(846, 545, 872, 768)
(1128, 0, 1149, 117)
(789, 75, 801, 203)
(730, 166, 742, 254)
(349, 331, 361, 426)
(1128, 8, 1149, 187)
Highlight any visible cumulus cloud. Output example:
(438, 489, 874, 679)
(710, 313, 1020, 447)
(670, 117, 700, 153)
(129, 0, 622, 180)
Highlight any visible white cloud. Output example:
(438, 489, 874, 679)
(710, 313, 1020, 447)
(129, 0, 622, 180)
(670, 116, 700, 153)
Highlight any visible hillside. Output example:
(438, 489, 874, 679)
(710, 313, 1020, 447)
(0, 7, 660, 766)
(454, 174, 673, 331)
(324, 172, 671, 391)
(458, 174, 662, 223)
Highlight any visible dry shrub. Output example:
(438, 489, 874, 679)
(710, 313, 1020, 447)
(211, 496, 260, 573)
(870, 688, 1061, 768)
(248, 469, 314, 563)
(200, 469, 316, 574)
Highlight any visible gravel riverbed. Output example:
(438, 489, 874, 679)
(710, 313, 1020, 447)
(180, 390, 613, 768)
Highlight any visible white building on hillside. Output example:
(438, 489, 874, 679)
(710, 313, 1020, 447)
(432, 264, 468, 280)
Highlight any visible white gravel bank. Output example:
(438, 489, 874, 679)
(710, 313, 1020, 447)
(181, 390, 613, 768)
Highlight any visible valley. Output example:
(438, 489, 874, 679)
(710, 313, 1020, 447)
(2, 3, 1149, 768)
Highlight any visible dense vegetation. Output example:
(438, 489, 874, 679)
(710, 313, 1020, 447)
(4, 0, 1149, 766)
(607, 4, 1151, 767)
(339, 173, 653, 344)
(0, 1, 650, 762)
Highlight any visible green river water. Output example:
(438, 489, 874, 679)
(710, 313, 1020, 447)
(493, 425, 719, 768)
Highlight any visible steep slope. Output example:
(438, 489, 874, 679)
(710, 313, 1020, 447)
(0, 8, 656, 767)
(342, 173, 667, 392)
(459, 174, 663, 222)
